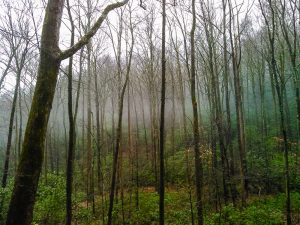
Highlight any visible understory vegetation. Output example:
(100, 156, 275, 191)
(1, 137, 300, 225)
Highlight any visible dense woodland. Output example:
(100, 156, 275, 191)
(0, 0, 299, 224)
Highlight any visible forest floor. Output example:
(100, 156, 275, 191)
(71, 187, 300, 225)
(3, 175, 299, 225)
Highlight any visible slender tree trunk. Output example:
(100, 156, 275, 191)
(107, 22, 134, 224)
(139, 83, 149, 159)
(191, 0, 203, 224)
(258, 1, 291, 223)
(133, 88, 140, 209)
(107, 76, 129, 225)
(94, 58, 102, 196)
(222, 0, 237, 204)
(66, 0, 75, 222)
(2, 69, 21, 188)
(201, 2, 230, 204)
(18, 86, 23, 161)
(159, 0, 166, 224)
(228, 0, 248, 205)
(0, 54, 14, 91)
(82, 85, 86, 192)
(86, 35, 93, 208)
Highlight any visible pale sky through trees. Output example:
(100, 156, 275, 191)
(0, 0, 253, 92)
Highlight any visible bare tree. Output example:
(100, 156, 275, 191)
(107, 5, 134, 224)
(2, 1, 32, 188)
(159, 0, 166, 224)
(228, 0, 248, 205)
(191, 0, 204, 224)
(5, 1, 129, 224)
(259, 0, 291, 223)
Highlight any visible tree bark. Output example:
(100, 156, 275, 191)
(2, 69, 21, 188)
(107, 17, 134, 224)
(159, 0, 166, 224)
(259, 1, 291, 223)
(191, 0, 204, 224)
(66, 0, 75, 223)
(5, 1, 129, 224)
(228, 0, 248, 205)
(5, 1, 64, 223)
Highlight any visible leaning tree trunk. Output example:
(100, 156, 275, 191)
(5, 1, 129, 224)
(5, 2, 64, 224)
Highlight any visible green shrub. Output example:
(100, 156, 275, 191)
(0, 179, 13, 224)
(206, 194, 300, 225)
(33, 174, 66, 225)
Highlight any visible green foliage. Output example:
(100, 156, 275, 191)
(128, 192, 159, 224)
(73, 206, 94, 225)
(246, 133, 300, 193)
(0, 179, 13, 223)
(1, 174, 300, 225)
(3, 173, 94, 225)
(0, 174, 67, 225)
(207, 202, 283, 225)
(108, 189, 300, 225)
(110, 189, 193, 225)
(33, 174, 95, 225)
(207, 193, 300, 225)
(134, 157, 157, 187)
(165, 150, 189, 186)
(33, 174, 66, 225)
(164, 191, 193, 225)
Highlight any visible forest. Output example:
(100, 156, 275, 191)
(0, 0, 299, 224)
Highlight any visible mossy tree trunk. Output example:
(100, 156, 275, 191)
(5, 1, 129, 224)
(5, 1, 64, 224)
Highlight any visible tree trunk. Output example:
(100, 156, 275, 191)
(66, 0, 75, 222)
(228, 0, 248, 205)
(191, 0, 204, 224)
(258, 1, 291, 223)
(159, 0, 166, 224)
(2, 69, 21, 188)
(5, 0, 129, 223)
(5, 1, 64, 224)
(107, 20, 134, 224)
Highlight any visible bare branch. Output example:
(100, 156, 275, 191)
(59, 0, 129, 60)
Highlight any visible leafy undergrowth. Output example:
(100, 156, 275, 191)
(1, 175, 300, 224)
(107, 189, 300, 225)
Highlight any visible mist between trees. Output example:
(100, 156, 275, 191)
(0, 0, 299, 225)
